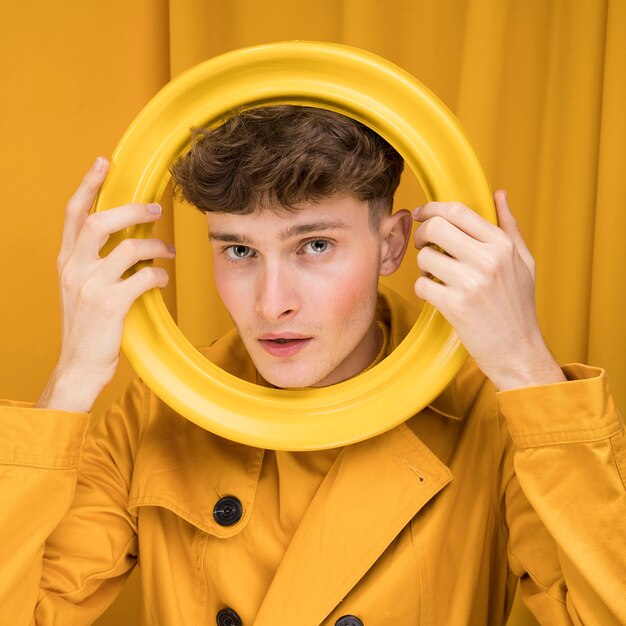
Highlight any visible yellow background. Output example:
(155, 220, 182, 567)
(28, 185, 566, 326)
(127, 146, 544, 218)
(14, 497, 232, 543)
(1, 1, 624, 625)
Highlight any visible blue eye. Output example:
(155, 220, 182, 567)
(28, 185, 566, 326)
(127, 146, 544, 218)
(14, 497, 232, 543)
(226, 245, 253, 259)
(304, 240, 330, 254)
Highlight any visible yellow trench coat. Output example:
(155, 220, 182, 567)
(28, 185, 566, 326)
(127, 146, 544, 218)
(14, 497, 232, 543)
(1, 288, 625, 626)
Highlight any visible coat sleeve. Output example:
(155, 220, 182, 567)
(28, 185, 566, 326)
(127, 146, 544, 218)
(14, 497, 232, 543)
(497, 364, 626, 625)
(0, 378, 146, 625)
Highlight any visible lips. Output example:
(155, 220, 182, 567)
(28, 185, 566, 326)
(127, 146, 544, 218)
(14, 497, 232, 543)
(258, 333, 312, 358)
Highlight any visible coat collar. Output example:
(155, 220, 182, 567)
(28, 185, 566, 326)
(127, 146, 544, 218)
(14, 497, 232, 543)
(127, 409, 265, 538)
(127, 398, 453, 623)
(254, 421, 453, 625)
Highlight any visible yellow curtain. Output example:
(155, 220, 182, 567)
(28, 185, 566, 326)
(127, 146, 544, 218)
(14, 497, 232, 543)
(1, 2, 623, 625)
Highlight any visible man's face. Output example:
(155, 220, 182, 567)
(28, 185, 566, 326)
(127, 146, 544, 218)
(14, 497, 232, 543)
(206, 195, 388, 388)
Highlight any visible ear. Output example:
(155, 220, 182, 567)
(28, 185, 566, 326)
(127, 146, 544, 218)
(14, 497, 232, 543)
(378, 209, 412, 276)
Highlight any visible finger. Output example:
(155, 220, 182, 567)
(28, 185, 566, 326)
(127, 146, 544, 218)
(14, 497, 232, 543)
(97, 238, 175, 282)
(414, 274, 448, 312)
(413, 201, 502, 243)
(73, 202, 163, 261)
(416, 245, 463, 286)
(493, 190, 535, 272)
(413, 215, 480, 261)
(60, 157, 109, 261)
(116, 265, 170, 312)
(494, 190, 530, 254)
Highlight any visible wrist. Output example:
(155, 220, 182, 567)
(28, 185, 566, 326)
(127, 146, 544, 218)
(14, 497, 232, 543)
(37, 366, 107, 412)
(483, 340, 566, 391)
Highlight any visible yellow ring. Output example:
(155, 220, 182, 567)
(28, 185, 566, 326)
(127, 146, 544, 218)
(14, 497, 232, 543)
(95, 41, 494, 451)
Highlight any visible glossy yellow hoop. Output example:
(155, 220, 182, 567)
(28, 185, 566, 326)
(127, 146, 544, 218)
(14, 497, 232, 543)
(95, 41, 494, 451)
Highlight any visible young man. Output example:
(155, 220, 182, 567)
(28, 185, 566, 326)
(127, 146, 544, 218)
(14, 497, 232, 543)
(1, 106, 624, 625)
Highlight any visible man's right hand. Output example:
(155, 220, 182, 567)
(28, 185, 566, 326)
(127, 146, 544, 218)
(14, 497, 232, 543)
(37, 157, 175, 412)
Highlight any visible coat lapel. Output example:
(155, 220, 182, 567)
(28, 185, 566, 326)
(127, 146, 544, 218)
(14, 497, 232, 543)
(254, 422, 453, 626)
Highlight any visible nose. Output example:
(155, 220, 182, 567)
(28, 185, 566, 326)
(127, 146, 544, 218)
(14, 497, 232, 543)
(255, 260, 300, 322)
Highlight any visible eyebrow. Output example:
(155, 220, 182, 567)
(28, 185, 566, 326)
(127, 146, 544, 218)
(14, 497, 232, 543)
(208, 219, 350, 245)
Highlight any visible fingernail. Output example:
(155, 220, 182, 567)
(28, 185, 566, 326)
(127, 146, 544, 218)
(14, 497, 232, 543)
(168, 244, 176, 254)
(412, 206, 422, 218)
(148, 203, 162, 214)
(94, 156, 106, 172)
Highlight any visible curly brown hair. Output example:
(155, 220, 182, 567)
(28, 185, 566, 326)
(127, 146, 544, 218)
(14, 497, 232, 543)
(169, 105, 404, 228)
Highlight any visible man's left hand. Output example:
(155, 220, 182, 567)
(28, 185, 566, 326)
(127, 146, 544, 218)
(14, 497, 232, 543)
(412, 190, 566, 391)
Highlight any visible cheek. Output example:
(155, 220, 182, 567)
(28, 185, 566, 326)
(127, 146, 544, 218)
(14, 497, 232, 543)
(213, 267, 229, 303)
(315, 253, 380, 322)
(213, 267, 246, 323)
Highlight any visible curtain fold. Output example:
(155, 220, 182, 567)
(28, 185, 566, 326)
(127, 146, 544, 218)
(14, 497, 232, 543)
(530, 1, 607, 363)
(588, 0, 626, 396)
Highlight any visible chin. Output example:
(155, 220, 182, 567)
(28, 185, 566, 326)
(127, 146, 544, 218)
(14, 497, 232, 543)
(256, 362, 331, 389)
(260, 371, 318, 390)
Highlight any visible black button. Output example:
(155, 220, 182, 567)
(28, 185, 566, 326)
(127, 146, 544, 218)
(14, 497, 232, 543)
(216, 607, 242, 626)
(213, 496, 243, 526)
(336, 616, 363, 626)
